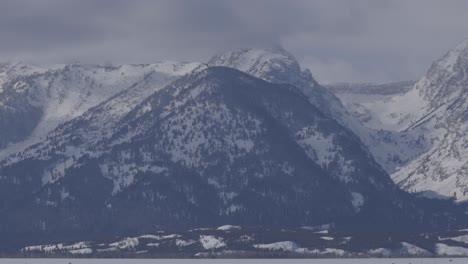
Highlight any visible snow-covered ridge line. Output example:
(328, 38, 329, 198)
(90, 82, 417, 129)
(0, 60, 201, 159)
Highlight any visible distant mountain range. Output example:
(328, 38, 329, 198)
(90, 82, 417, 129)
(0, 41, 467, 251)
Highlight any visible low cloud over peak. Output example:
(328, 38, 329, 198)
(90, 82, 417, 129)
(1, 0, 467, 83)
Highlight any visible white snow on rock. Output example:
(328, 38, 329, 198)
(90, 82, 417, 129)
(22, 241, 92, 254)
(314, 230, 329, 234)
(296, 127, 336, 166)
(253, 241, 299, 252)
(160, 234, 181, 239)
(146, 243, 160, 247)
(389, 39, 468, 201)
(96, 247, 118, 253)
(199, 235, 226, 250)
(399, 242, 431, 255)
(69, 248, 93, 254)
(328, 39, 468, 202)
(175, 239, 196, 247)
(350, 192, 364, 212)
(369, 242, 430, 257)
(436, 243, 468, 256)
(22, 244, 61, 253)
(0, 61, 201, 160)
(307, 248, 347, 256)
(442, 234, 468, 244)
(138, 234, 163, 240)
(109, 237, 139, 249)
(104, 233, 182, 250)
(368, 247, 392, 257)
(300, 223, 333, 232)
(216, 225, 241, 231)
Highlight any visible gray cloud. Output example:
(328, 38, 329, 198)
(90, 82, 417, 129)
(0, 0, 467, 83)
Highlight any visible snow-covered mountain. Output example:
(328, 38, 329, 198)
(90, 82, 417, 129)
(2, 63, 463, 247)
(327, 39, 468, 201)
(209, 48, 429, 177)
(0, 47, 467, 247)
(0, 61, 200, 158)
(392, 40, 468, 200)
(208, 48, 346, 128)
(208, 45, 468, 202)
(0, 67, 383, 238)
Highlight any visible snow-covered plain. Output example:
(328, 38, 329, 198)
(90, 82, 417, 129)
(0, 258, 465, 264)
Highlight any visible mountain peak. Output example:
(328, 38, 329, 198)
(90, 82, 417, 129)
(208, 47, 317, 89)
(415, 39, 468, 104)
(208, 47, 355, 134)
(433, 39, 468, 73)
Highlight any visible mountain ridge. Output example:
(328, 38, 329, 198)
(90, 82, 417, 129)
(1, 45, 467, 248)
(326, 39, 468, 201)
(2, 65, 464, 247)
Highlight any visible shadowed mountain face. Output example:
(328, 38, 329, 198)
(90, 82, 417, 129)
(208, 48, 344, 125)
(208, 48, 433, 183)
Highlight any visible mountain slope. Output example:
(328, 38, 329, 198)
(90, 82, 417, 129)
(208, 48, 344, 124)
(391, 40, 468, 200)
(208, 48, 428, 176)
(0, 61, 200, 158)
(2, 66, 458, 247)
(325, 40, 468, 201)
(1, 47, 467, 248)
(326, 81, 415, 130)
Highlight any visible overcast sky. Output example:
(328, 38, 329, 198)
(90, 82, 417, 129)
(1, 0, 467, 83)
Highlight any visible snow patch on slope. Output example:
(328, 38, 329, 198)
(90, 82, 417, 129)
(436, 243, 468, 256)
(350, 192, 364, 212)
(199, 235, 226, 250)
(254, 241, 299, 251)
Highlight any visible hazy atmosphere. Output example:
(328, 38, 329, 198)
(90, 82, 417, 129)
(1, 0, 468, 83)
(2, 0, 468, 259)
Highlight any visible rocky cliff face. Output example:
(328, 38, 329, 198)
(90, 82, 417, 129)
(391, 40, 468, 200)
